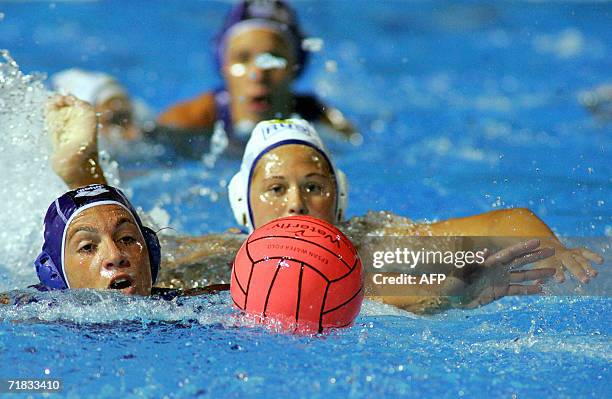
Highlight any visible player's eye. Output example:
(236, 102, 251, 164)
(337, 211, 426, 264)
(267, 184, 286, 196)
(78, 243, 95, 254)
(119, 236, 137, 246)
(232, 50, 251, 64)
(303, 182, 324, 195)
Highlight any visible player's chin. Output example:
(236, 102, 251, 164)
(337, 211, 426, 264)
(307, 212, 335, 225)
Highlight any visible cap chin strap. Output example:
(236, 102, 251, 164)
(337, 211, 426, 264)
(228, 168, 348, 232)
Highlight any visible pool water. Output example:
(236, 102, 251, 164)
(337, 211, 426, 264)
(0, 1, 610, 398)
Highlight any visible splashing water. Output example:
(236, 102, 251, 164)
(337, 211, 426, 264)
(0, 51, 66, 290)
(202, 120, 229, 168)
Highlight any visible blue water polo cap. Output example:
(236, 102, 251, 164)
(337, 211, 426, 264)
(34, 184, 161, 290)
(214, 0, 309, 77)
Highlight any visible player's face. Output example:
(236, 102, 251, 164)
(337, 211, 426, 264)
(63, 205, 152, 295)
(222, 28, 295, 126)
(249, 144, 336, 228)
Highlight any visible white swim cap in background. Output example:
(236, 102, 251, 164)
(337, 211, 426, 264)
(228, 118, 348, 231)
(51, 68, 127, 106)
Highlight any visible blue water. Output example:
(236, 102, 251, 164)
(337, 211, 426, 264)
(0, 1, 611, 398)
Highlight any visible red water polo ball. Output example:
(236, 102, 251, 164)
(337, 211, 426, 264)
(231, 215, 364, 333)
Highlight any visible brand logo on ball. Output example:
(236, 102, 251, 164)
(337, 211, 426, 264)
(269, 221, 341, 248)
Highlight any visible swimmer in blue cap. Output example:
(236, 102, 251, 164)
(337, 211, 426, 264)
(158, 0, 356, 141)
(27, 183, 228, 300)
(33, 184, 161, 295)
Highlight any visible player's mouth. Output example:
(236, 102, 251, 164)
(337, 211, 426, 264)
(108, 274, 136, 295)
(248, 94, 272, 113)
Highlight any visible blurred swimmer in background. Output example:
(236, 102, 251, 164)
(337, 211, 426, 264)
(47, 99, 606, 313)
(51, 68, 148, 142)
(158, 0, 356, 142)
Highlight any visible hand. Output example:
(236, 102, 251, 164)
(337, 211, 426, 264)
(533, 239, 603, 284)
(449, 239, 556, 309)
(45, 95, 104, 188)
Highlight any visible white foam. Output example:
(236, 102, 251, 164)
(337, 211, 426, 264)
(0, 289, 236, 325)
(0, 51, 67, 290)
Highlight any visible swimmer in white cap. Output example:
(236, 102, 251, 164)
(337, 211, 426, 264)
(51, 68, 140, 141)
(222, 119, 604, 310)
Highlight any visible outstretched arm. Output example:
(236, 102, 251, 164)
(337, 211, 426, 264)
(379, 208, 603, 283)
(45, 95, 107, 189)
(366, 239, 556, 314)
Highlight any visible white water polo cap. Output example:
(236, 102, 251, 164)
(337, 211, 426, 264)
(51, 68, 127, 106)
(228, 119, 348, 231)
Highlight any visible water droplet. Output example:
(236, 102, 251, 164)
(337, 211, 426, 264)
(254, 53, 287, 70)
(229, 63, 246, 77)
(325, 60, 337, 73)
(302, 37, 324, 52)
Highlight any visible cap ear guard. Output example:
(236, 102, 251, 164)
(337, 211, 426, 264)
(228, 170, 251, 230)
(142, 227, 161, 285)
(35, 250, 68, 290)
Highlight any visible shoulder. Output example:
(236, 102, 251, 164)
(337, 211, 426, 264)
(158, 91, 218, 129)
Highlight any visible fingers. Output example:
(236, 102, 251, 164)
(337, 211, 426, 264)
(507, 247, 555, 270)
(574, 248, 603, 280)
(565, 249, 601, 283)
(484, 239, 541, 267)
(572, 252, 596, 280)
(47, 94, 73, 110)
(553, 266, 565, 283)
(562, 251, 590, 284)
(535, 256, 565, 282)
(578, 248, 604, 265)
(510, 268, 555, 283)
(46, 94, 88, 114)
(550, 247, 604, 283)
